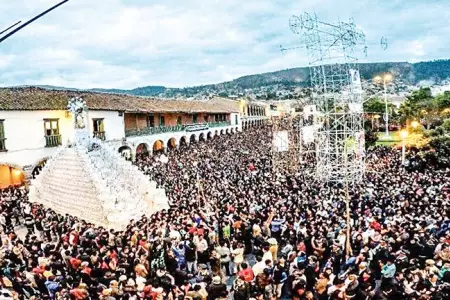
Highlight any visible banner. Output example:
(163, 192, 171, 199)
(185, 124, 209, 132)
(349, 69, 362, 95)
(301, 126, 315, 144)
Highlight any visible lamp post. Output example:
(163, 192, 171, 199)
(399, 130, 408, 164)
(374, 74, 393, 138)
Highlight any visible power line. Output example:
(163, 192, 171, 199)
(0, 0, 71, 45)
(0, 21, 22, 36)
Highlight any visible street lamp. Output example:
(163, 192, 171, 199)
(374, 74, 393, 138)
(399, 130, 408, 164)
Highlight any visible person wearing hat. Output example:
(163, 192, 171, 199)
(206, 276, 227, 300)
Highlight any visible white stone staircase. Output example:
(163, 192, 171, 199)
(29, 139, 169, 230)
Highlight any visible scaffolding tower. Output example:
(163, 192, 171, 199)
(289, 13, 367, 184)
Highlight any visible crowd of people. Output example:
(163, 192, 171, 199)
(0, 124, 449, 300)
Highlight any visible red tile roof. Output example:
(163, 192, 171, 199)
(0, 87, 239, 113)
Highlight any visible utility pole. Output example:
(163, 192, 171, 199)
(0, 0, 70, 45)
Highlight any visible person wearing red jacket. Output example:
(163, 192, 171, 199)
(238, 262, 254, 282)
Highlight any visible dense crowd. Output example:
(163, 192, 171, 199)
(0, 124, 449, 300)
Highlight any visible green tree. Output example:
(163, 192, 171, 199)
(435, 91, 450, 109)
(363, 98, 385, 114)
(364, 98, 397, 130)
(397, 87, 439, 128)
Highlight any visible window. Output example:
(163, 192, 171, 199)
(93, 118, 104, 132)
(93, 119, 105, 140)
(44, 119, 61, 147)
(147, 115, 155, 127)
(193, 114, 198, 124)
(0, 120, 6, 151)
(235, 115, 238, 125)
(177, 116, 182, 125)
(44, 119, 59, 136)
(159, 115, 165, 126)
(204, 115, 209, 123)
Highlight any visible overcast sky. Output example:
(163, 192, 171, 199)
(0, 0, 449, 89)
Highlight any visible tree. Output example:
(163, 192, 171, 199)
(364, 98, 397, 130)
(397, 88, 442, 128)
(442, 119, 450, 131)
(364, 98, 385, 114)
(435, 91, 450, 110)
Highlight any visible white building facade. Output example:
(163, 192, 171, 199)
(0, 88, 241, 188)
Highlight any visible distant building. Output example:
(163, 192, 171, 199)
(238, 99, 269, 129)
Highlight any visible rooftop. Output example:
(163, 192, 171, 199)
(0, 87, 239, 114)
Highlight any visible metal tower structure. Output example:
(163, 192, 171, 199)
(288, 12, 367, 184)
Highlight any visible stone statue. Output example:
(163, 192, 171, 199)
(67, 97, 87, 129)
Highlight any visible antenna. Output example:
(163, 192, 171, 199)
(0, 21, 22, 36)
(0, 0, 71, 45)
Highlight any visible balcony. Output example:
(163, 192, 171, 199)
(0, 138, 6, 152)
(209, 121, 231, 128)
(125, 121, 232, 137)
(93, 131, 106, 141)
(45, 135, 61, 147)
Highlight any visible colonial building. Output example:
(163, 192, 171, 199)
(238, 98, 269, 129)
(0, 87, 241, 188)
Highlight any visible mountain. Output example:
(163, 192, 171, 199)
(91, 86, 167, 96)
(18, 59, 450, 99)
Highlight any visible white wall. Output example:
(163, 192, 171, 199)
(0, 109, 125, 170)
(1, 110, 73, 151)
(87, 110, 125, 141)
(230, 113, 242, 131)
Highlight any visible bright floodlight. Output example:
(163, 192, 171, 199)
(411, 120, 420, 128)
(400, 130, 408, 139)
(384, 73, 393, 81)
(374, 74, 393, 82)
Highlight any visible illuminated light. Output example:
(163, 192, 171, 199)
(384, 74, 393, 82)
(411, 121, 420, 128)
(400, 130, 408, 139)
(373, 76, 382, 82)
(373, 74, 393, 82)
(12, 169, 22, 176)
(373, 114, 381, 119)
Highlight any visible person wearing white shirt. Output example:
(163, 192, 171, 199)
(253, 257, 271, 276)
(194, 235, 208, 264)
(231, 243, 244, 274)
(216, 241, 231, 276)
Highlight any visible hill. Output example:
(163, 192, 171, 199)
(15, 59, 450, 99)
